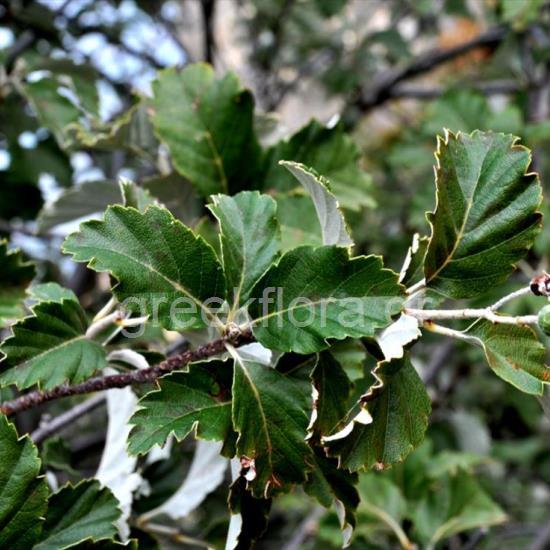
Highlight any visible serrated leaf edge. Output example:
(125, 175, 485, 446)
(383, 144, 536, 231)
(424, 129, 543, 297)
(126, 367, 232, 456)
(249, 246, 405, 351)
(61, 203, 224, 328)
(0, 297, 102, 391)
(40, 479, 123, 549)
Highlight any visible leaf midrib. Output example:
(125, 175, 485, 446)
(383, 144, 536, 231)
(3, 335, 87, 385)
(235, 359, 274, 477)
(181, 78, 228, 192)
(135, 401, 230, 449)
(427, 198, 473, 284)
(81, 243, 217, 323)
(252, 295, 393, 326)
(253, 255, 396, 325)
(426, 137, 532, 285)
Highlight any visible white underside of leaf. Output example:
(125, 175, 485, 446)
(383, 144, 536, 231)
(236, 342, 273, 366)
(281, 161, 353, 247)
(139, 440, 227, 522)
(107, 349, 150, 370)
(145, 436, 174, 465)
(321, 408, 373, 443)
(399, 233, 420, 282)
(95, 368, 143, 541)
(306, 385, 320, 439)
(334, 499, 353, 547)
(376, 314, 421, 361)
(225, 458, 243, 550)
(45, 471, 59, 491)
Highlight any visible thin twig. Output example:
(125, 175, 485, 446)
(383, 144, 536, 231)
(490, 286, 532, 311)
(138, 522, 214, 548)
(422, 322, 479, 343)
(406, 278, 426, 295)
(31, 394, 105, 444)
(391, 80, 522, 100)
(0, 329, 253, 416)
(407, 308, 538, 325)
(201, 0, 216, 64)
(360, 501, 412, 549)
(355, 24, 508, 112)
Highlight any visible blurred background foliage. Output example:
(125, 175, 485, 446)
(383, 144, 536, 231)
(0, 0, 550, 548)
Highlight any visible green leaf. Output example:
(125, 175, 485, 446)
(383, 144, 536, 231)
(424, 131, 542, 299)
(0, 299, 107, 390)
(37, 181, 122, 234)
(249, 246, 404, 353)
(142, 173, 202, 224)
(315, 0, 347, 16)
(195, 216, 222, 256)
(467, 320, 550, 395)
(62, 205, 226, 330)
(501, 0, 544, 28)
(34, 480, 121, 550)
(305, 450, 359, 543)
(26, 58, 100, 116)
(0, 240, 35, 326)
(280, 161, 353, 247)
(41, 436, 78, 475)
(25, 57, 98, 108)
(423, 90, 493, 136)
(0, 416, 48, 550)
(308, 352, 352, 439)
(0, 93, 71, 209)
(128, 362, 234, 456)
(28, 283, 78, 304)
(71, 103, 156, 156)
(327, 355, 431, 471)
(262, 121, 375, 211)
(23, 78, 81, 149)
(119, 180, 156, 212)
(253, 111, 280, 146)
(228, 476, 272, 550)
(427, 451, 487, 478)
(355, 474, 410, 548)
(232, 357, 314, 497)
(422, 88, 531, 137)
(399, 233, 429, 288)
(275, 194, 323, 251)
(329, 339, 369, 381)
(209, 191, 280, 309)
(411, 469, 506, 547)
(150, 64, 261, 196)
(38, 176, 201, 235)
(69, 539, 138, 549)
